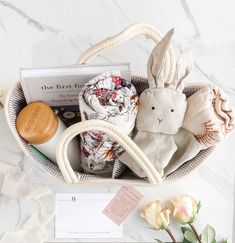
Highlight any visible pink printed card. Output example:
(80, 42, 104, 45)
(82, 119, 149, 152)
(103, 186, 144, 225)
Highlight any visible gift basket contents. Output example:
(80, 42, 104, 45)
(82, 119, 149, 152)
(5, 23, 234, 185)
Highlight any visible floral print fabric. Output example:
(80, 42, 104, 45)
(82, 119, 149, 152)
(79, 71, 138, 175)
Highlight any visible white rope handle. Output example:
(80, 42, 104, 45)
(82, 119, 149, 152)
(56, 120, 163, 184)
(77, 23, 175, 83)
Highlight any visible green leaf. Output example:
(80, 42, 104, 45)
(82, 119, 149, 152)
(181, 227, 194, 234)
(155, 239, 163, 243)
(197, 201, 201, 213)
(201, 225, 216, 243)
(183, 237, 192, 243)
(181, 227, 197, 243)
(184, 231, 197, 243)
(222, 238, 228, 243)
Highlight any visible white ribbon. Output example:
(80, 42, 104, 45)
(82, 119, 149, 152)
(0, 161, 55, 243)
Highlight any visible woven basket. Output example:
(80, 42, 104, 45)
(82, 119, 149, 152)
(5, 23, 214, 185)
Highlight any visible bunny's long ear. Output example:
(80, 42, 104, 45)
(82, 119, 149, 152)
(169, 51, 192, 91)
(147, 28, 174, 89)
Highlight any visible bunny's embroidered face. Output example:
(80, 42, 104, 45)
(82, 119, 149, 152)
(135, 28, 191, 135)
(136, 88, 187, 134)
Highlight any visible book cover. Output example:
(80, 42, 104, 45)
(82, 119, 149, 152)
(20, 63, 131, 126)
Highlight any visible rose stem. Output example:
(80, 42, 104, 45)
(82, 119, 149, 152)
(189, 223, 202, 243)
(165, 228, 177, 243)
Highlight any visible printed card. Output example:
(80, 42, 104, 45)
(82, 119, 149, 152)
(103, 186, 144, 225)
(55, 193, 123, 239)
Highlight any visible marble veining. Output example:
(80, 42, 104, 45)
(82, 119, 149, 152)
(0, 0, 235, 242)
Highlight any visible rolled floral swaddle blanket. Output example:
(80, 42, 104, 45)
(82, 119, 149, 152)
(79, 71, 138, 175)
(183, 85, 234, 148)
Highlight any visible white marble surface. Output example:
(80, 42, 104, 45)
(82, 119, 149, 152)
(0, 0, 235, 242)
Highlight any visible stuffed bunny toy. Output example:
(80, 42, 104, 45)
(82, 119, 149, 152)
(119, 29, 202, 177)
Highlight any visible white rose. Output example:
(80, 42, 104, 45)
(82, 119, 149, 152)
(140, 200, 171, 230)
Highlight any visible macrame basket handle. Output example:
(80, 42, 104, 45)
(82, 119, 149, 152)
(77, 22, 175, 83)
(56, 120, 163, 184)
